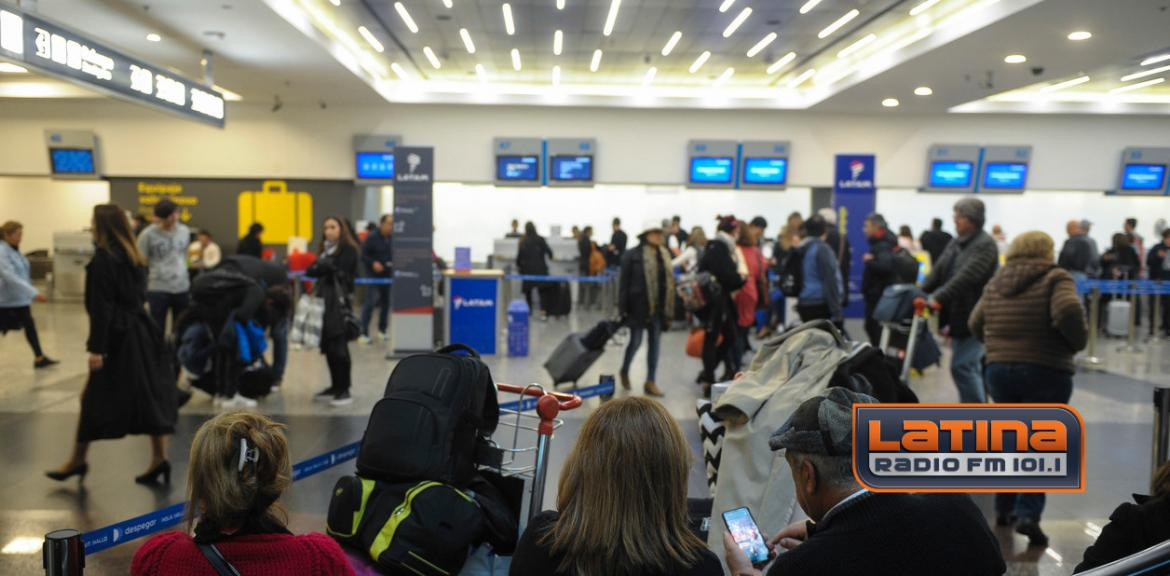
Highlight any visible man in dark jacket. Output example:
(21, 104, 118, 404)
(1059, 219, 1100, 279)
(818, 208, 850, 308)
(606, 217, 627, 268)
(617, 220, 675, 397)
(723, 388, 1005, 576)
(923, 198, 999, 403)
(919, 218, 953, 266)
(360, 214, 393, 343)
(861, 213, 900, 345)
(1147, 228, 1170, 337)
(577, 226, 598, 308)
(237, 223, 264, 258)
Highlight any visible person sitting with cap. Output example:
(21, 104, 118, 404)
(723, 388, 1005, 576)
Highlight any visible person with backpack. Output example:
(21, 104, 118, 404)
(795, 215, 844, 328)
(306, 217, 359, 407)
(697, 216, 746, 389)
(861, 213, 906, 345)
(618, 221, 675, 397)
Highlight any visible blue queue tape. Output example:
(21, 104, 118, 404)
(504, 274, 613, 284)
(1076, 279, 1170, 296)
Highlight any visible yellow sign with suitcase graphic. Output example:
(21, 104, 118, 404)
(237, 180, 314, 245)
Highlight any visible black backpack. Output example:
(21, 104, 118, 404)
(780, 244, 808, 298)
(891, 246, 921, 284)
(357, 344, 501, 487)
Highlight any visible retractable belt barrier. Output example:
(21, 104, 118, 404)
(67, 381, 611, 558)
(503, 273, 613, 284)
(1076, 279, 1170, 296)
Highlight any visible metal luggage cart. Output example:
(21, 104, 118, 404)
(878, 297, 932, 384)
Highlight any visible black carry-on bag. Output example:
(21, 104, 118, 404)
(544, 319, 622, 385)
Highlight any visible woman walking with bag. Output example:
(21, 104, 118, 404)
(307, 217, 359, 407)
(47, 204, 177, 485)
(696, 216, 745, 391)
(0, 221, 58, 368)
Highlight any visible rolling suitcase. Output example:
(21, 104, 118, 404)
(1107, 299, 1131, 337)
(546, 282, 572, 317)
(544, 333, 604, 385)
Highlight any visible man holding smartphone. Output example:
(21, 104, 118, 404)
(723, 388, 1004, 576)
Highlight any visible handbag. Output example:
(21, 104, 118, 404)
(290, 293, 325, 348)
(677, 272, 721, 312)
(685, 328, 723, 358)
(333, 275, 362, 342)
(197, 543, 241, 576)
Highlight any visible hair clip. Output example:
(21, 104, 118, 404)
(238, 437, 259, 472)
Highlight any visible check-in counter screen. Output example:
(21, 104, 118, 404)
(743, 157, 787, 185)
(982, 162, 1028, 190)
(497, 155, 540, 181)
(356, 152, 394, 179)
(690, 157, 734, 184)
(49, 148, 96, 175)
(550, 155, 593, 181)
(929, 161, 973, 188)
(1121, 164, 1167, 191)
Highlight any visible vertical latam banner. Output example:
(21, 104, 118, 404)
(833, 154, 875, 318)
(391, 147, 436, 355)
(853, 404, 1085, 492)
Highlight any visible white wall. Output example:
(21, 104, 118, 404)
(0, 177, 109, 252)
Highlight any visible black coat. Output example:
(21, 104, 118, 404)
(1102, 246, 1141, 280)
(862, 230, 900, 305)
(1076, 494, 1170, 572)
(516, 235, 553, 276)
(618, 245, 672, 328)
(920, 229, 953, 266)
(608, 229, 628, 267)
(922, 230, 999, 339)
(1059, 234, 1099, 277)
(1148, 244, 1170, 281)
(306, 243, 358, 344)
(361, 230, 394, 277)
(80, 246, 177, 442)
(237, 233, 263, 258)
(699, 238, 745, 295)
(578, 236, 596, 275)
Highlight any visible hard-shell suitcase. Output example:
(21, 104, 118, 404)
(237, 180, 313, 246)
(544, 333, 604, 385)
(1107, 299, 1131, 337)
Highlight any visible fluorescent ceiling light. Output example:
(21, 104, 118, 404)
(554, 30, 563, 55)
(662, 31, 682, 56)
(689, 51, 711, 74)
(146, 33, 161, 42)
(394, 2, 419, 33)
(788, 68, 816, 88)
(882, 98, 899, 107)
(908, 0, 941, 16)
(460, 28, 476, 53)
(767, 52, 796, 74)
(557, 0, 565, 8)
(502, 4, 515, 35)
(1109, 77, 1165, 94)
(390, 62, 410, 80)
(1040, 75, 1090, 93)
(1142, 54, 1170, 66)
(0, 63, 27, 73)
(643, 66, 657, 86)
(1067, 31, 1092, 41)
(441, 0, 453, 7)
(423, 46, 441, 69)
(799, 0, 823, 15)
(836, 33, 876, 59)
(723, 7, 752, 38)
(1004, 54, 1027, 64)
(914, 86, 933, 96)
(818, 9, 859, 39)
(747, 32, 777, 58)
(590, 49, 603, 72)
(511, 48, 522, 71)
(329, 0, 340, 6)
(357, 26, 384, 53)
(714, 67, 734, 87)
(476, 63, 487, 83)
(719, 0, 736, 12)
(603, 0, 621, 37)
(553, 65, 561, 85)
(1121, 64, 1170, 82)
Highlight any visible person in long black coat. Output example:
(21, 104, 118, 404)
(516, 222, 554, 315)
(1076, 462, 1170, 572)
(47, 204, 177, 486)
(617, 222, 675, 397)
(306, 216, 359, 407)
(697, 216, 746, 390)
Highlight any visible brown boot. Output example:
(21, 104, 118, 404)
(644, 381, 664, 397)
(619, 373, 631, 391)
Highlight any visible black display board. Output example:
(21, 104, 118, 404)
(390, 147, 435, 355)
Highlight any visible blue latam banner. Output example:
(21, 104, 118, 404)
(853, 404, 1085, 492)
(833, 154, 876, 318)
(450, 277, 499, 355)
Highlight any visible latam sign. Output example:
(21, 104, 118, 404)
(853, 404, 1085, 492)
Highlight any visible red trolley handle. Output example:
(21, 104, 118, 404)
(497, 383, 583, 435)
(913, 297, 941, 316)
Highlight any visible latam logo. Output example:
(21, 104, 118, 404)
(838, 159, 874, 189)
(853, 404, 1084, 492)
(397, 152, 431, 182)
(850, 160, 865, 180)
(453, 296, 493, 311)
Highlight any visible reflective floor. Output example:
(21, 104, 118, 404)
(0, 298, 1165, 575)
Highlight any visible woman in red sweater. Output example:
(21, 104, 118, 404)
(131, 412, 354, 576)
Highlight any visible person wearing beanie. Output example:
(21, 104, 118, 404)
(617, 220, 675, 397)
(137, 198, 191, 334)
(722, 388, 1005, 576)
(922, 197, 999, 403)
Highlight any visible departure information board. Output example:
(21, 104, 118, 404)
(550, 155, 593, 182)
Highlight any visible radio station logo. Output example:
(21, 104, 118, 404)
(453, 296, 493, 311)
(853, 404, 1084, 492)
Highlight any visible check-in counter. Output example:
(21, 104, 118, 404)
(492, 236, 582, 302)
(52, 232, 94, 300)
(442, 269, 505, 355)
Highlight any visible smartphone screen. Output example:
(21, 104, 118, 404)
(722, 507, 770, 565)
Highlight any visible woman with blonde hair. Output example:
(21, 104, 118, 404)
(510, 397, 721, 576)
(970, 230, 1087, 548)
(132, 411, 353, 575)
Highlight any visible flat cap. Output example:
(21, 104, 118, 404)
(769, 388, 878, 457)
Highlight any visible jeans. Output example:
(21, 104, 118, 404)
(620, 316, 662, 382)
(147, 291, 190, 335)
(950, 336, 986, 403)
(987, 362, 1074, 522)
(360, 283, 391, 336)
(271, 318, 288, 380)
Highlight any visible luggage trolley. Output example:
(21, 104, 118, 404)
(492, 383, 583, 521)
(879, 297, 933, 384)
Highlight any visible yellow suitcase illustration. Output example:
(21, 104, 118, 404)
(237, 180, 314, 245)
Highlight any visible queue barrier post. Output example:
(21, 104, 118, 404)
(1154, 386, 1170, 483)
(43, 529, 84, 576)
(1082, 286, 1102, 366)
(1150, 283, 1164, 343)
(1119, 280, 1145, 353)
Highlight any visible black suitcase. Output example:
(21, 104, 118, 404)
(544, 333, 604, 385)
(580, 319, 622, 350)
(546, 282, 572, 317)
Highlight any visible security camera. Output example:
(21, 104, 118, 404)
(1030, 66, 1045, 77)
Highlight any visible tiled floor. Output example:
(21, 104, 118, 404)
(1, 299, 1165, 575)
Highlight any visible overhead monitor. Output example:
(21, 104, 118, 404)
(1121, 164, 1167, 191)
(49, 148, 96, 176)
(497, 155, 540, 182)
(355, 151, 394, 180)
(982, 162, 1028, 190)
(742, 157, 788, 185)
(550, 155, 593, 182)
(690, 156, 735, 185)
(929, 161, 974, 188)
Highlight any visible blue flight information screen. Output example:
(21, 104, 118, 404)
(1121, 164, 1167, 191)
(743, 157, 788, 185)
(355, 152, 394, 179)
(690, 157, 734, 184)
(929, 161, 973, 188)
(49, 148, 95, 175)
(497, 155, 540, 181)
(982, 162, 1028, 189)
(551, 155, 593, 181)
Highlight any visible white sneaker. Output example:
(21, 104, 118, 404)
(358, 335, 372, 345)
(329, 391, 354, 407)
(378, 332, 389, 343)
(218, 394, 258, 409)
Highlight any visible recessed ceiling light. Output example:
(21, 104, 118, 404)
(556, 0, 565, 9)
(357, 26, 384, 53)
(818, 9, 859, 39)
(643, 66, 657, 86)
(502, 4, 515, 35)
(1040, 75, 1090, 93)
(1121, 64, 1170, 82)
(475, 63, 487, 83)
(661, 31, 682, 56)
(908, 0, 941, 17)
(511, 48, 522, 71)
(394, 2, 419, 33)
(767, 52, 796, 74)
(1067, 31, 1092, 41)
(146, 33, 162, 42)
(689, 51, 711, 74)
(723, 7, 752, 38)
(882, 98, 900, 107)
(390, 62, 410, 80)
(1142, 54, 1170, 67)
(746, 32, 777, 58)
(719, 0, 735, 13)
(552, 65, 561, 85)
(441, 0, 453, 7)
(553, 29, 563, 55)
(603, 0, 621, 37)
(836, 33, 876, 59)
(799, 0, 823, 15)
(788, 68, 816, 88)
(1004, 54, 1027, 64)
(329, 0, 340, 6)
(422, 46, 441, 69)
(914, 86, 933, 96)
(0, 63, 28, 74)
(590, 49, 603, 72)
(459, 28, 476, 54)
(1109, 77, 1165, 94)
(714, 67, 734, 87)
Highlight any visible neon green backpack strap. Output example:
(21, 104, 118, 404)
(368, 481, 443, 560)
